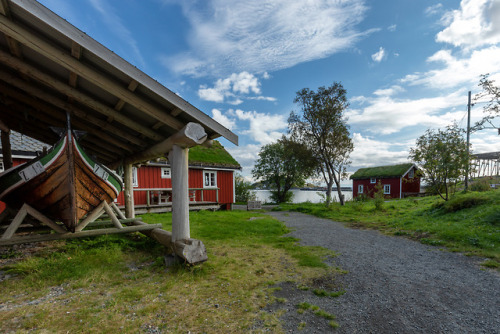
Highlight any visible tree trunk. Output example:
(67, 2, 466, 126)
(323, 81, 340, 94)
(325, 179, 334, 206)
(336, 184, 345, 206)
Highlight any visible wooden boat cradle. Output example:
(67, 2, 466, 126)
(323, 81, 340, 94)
(0, 201, 161, 246)
(0, 201, 208, 264)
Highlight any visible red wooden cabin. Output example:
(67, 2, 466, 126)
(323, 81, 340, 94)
(350, 163, 420, 199)
(115, 161, 240, 213)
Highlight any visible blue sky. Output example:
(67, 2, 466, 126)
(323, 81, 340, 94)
(39, 0, 500, 183)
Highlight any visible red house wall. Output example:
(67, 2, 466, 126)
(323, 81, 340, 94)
(352, 177, 402, 199)
(115, 166, 234, 207)
(401, 173, 420, 193)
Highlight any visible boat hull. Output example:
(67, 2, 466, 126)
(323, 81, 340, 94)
(0, 133, 123, 232)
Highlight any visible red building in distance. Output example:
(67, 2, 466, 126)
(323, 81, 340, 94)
(350, 163, 421, 199)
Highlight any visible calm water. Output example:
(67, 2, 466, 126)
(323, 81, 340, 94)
(253, 189, 353, 204)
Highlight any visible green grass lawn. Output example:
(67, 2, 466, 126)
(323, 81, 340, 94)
(0, 211, 339, 333)
(277, 189, 500, 264)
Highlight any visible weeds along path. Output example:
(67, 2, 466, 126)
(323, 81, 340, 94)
(266, 211, 500, 334)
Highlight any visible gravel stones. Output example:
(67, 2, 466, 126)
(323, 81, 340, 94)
(266, 211, 500, 334)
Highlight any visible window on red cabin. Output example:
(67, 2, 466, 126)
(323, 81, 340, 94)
(132, 167, 138, 187)
(370, 178, 376, 184)
(384, 184, 390, 194)
(204, 171, 217, 188)
(161, 167, 171, 179)
(358, 184, 363, 193)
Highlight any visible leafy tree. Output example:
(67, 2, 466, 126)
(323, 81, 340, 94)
(289, 82, 353, 206)
(473, 74, 500, 131)
(252, 136, 316, 204)
(234, 173, 256, 203)
(409, 124, 470, 201)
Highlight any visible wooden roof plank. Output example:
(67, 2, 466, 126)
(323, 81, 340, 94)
(0, 14, 185, 131)
(0, 69, 150, 147)
(0, 49, 165, 141)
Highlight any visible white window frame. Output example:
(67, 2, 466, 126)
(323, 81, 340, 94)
(203, 170, 217, 188)
(132, 167, 138, 187)
(161, 167, 171, 179)
(358, 184, 363, 194)
(408, 169, 414, 178)
(384, 184, 390, 194)
(0, 160, 4, 173)
(370, 178, 376, 184)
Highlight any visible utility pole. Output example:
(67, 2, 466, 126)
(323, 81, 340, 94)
(465, 91, 471, 191)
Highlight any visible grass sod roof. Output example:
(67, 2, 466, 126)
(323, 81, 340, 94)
(350, 163, 415, 180)
(188, 140, 241, 169)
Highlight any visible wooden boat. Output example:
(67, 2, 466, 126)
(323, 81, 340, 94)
(0, 128, 123, 232)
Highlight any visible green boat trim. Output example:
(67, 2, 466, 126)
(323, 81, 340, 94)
(72, 135, 123, 196)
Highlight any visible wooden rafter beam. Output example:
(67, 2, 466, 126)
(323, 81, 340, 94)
(0, 49, 164, 141)
(0, 0, 10, 16)
(0, 111, 59, 144)
(0, 70, 149, 147)
(0, 15, 185, 131)
(0, 86, 137, 153)
(68, 42, 81, 88)
(0, 77, 146, 151)
(112, 79, 139, 121)
(170, 107, 182, 117)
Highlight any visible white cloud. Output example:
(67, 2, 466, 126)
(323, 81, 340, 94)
(226, 144, 262, 175)
(388, 24, 397, 32)
(371, 47, 386, 62)
(247, 96, 277, 102)
(166, 0, 372, 76)
(436, 0, 500, 48)
(401, 46, 500, 89)
(198, 86, 225, 102)
(350, 133, 410, 168)
(425, 3, 443, 16)
(211, 109, 236, 130)
(233, 109, 287, 145)
(88, 0, 146, 69)
(198, 72, 276, 103)
(373, 85, 404, 97)
(348, 90, 467, 135)
(470, 129, 500, 153)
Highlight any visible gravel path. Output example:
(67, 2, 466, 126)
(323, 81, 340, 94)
(266, 211, 500, 334)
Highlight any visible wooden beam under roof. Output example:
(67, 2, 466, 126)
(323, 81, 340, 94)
(0, 84, 137, 152)
(0, 49, 165, 141)
(0, 71, 148, 148)
(0, 111, 59, 145)
(0, 14, 185, 131)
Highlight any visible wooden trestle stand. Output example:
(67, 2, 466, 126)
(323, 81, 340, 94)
(0, 201, 208, 265)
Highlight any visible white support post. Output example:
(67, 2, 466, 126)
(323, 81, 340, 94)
(124, 163, 135, 218)
(169, 144, 190, 242)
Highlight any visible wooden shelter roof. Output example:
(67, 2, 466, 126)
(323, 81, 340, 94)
(0, 0, 237, 168)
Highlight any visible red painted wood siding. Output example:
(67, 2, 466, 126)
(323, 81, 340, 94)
(116, 166, 234, 206)
(352, 177, 402, 199)
(401, 168, 420, 194)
